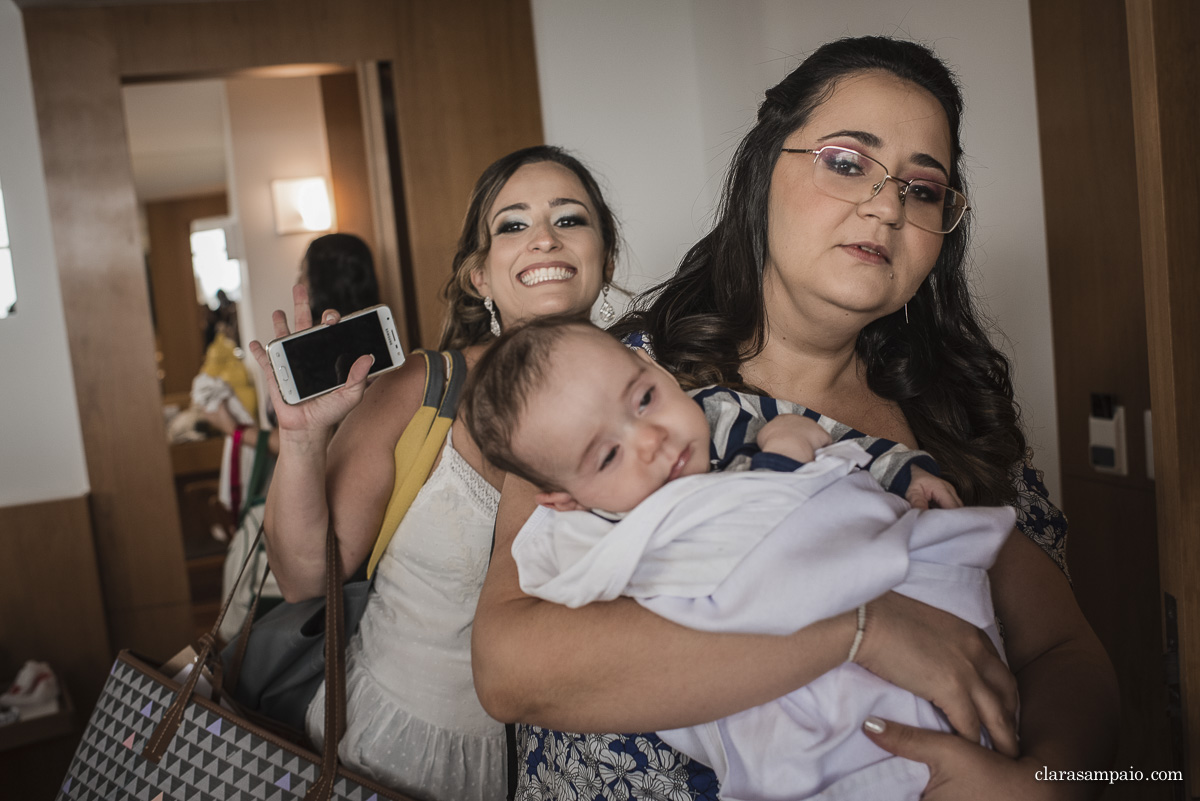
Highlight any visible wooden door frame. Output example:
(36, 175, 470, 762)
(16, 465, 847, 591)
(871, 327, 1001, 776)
(21, 0, 543, 658)
(1126, 0, 1200, 791)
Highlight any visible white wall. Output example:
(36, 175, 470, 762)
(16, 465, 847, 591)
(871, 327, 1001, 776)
(223, 75, 333, 365)
(532, 0, 1062, 502)
(532, 0, 713, 299)
(0, 0, 90, 506)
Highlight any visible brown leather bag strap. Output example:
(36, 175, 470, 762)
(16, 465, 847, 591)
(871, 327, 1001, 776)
(142, 629, 218, 762)
(305, 523, 346, 801)
(143, 516, 269, 762)
(143, 520, 347, 801)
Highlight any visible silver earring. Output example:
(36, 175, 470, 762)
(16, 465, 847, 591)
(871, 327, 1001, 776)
(483, 296, 501, 337)
(904, 303, 909, 324)
(598, 283, 616, 324)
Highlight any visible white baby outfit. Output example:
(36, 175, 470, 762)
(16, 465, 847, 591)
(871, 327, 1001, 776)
(513, 440, 1016, 801)
(307, 428, 507, 801)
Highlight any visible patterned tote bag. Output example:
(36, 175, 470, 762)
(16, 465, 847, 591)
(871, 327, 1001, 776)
(57, 521, 414, 801)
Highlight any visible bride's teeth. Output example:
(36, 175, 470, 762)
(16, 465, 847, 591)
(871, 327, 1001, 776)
(520, 266, 575, 286)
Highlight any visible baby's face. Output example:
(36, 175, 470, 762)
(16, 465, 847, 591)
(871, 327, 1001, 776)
(512, 329, 711, 513)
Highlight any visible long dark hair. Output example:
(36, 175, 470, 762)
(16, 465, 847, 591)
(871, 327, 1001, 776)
(613, 36, 1025, 506)
(303, 233, 381, 317)
(438, 145, 620, 350)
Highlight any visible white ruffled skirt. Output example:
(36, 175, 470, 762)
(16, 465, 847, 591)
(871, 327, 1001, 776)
(307, 639, 507, 801)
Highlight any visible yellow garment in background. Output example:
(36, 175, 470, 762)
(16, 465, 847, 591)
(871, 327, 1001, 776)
(201, 332, 258, 421)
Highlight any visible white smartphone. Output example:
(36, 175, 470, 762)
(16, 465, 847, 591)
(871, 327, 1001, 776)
(267, 304, 405, 405)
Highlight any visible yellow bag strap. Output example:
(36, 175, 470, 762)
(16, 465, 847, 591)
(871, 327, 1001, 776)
(367, 349, 467, 578)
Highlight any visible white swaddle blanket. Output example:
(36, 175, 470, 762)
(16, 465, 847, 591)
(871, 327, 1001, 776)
(513, 440, 1016, 801)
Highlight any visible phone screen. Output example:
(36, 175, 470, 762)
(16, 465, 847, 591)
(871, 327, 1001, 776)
(282, 311, 396, 400)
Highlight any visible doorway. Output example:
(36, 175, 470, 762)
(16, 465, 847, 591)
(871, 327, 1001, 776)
(20, 0, 543, 662)
(121, 66, 395, 635)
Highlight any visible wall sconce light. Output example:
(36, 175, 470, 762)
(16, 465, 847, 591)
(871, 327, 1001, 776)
(270, 177, 333, 235)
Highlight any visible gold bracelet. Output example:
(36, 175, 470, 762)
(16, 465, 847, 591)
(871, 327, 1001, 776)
(847, 603, 867, 663)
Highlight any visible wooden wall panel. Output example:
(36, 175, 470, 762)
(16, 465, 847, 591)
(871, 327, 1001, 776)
(1126, 0, 1200, 790)
(22, 8, 193, 658)
(0, 496, 110, 709)
(1062, 478, 1172, 799)
(108, 2, 395, 80)
(1030, 0, 1152, 485)
(1029, 0, 1172, 793)
(394, 0, 545, 347)
(0, 497, 109, 795)
(21, 0, 542, 654)
(145, 193, 228, 395)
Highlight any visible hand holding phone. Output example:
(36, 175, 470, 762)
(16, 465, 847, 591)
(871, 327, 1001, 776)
(267, 304, 405, 405)
(247, 287, 383, 440)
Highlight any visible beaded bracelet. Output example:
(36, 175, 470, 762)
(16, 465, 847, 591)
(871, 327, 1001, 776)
(846, 603, 867, 663)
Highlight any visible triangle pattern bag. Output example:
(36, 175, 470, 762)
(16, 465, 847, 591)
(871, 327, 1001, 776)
(56, 349, 466, 801)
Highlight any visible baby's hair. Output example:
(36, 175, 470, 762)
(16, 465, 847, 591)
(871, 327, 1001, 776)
(462, 315, 612, 491)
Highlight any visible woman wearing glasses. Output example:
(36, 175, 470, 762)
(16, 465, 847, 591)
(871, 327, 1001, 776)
(474, 36, 1118, 799)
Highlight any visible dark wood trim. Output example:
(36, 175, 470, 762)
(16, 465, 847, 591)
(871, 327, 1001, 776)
(375, 61, 421, 349)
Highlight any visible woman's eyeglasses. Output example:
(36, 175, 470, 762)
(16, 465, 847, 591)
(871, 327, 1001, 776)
(780, 145, 970, 234)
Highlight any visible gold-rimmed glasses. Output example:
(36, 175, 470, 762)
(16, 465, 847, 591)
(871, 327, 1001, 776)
(781, 145, 970, 234)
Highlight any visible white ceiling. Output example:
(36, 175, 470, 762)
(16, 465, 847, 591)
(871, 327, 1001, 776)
(122, 79, 228, 202)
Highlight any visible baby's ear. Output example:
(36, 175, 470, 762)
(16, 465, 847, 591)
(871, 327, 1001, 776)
(632, 346, 674, 377)
(535, 491, 588, 512)
(632, 346, 655, 365)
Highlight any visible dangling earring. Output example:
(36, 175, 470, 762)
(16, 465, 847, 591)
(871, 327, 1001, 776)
(904, 303, 909, 324)
(483, 296, 501, 337)
(598, 283, 616, 324)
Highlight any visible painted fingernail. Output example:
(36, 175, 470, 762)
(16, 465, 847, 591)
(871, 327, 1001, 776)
(863, 716, 886, 734)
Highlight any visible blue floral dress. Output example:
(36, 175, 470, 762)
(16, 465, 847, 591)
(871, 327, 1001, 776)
(514, 335, 1070, 799)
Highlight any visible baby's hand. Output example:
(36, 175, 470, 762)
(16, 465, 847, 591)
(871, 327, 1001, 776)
(906, 466, 963, 509)
(756, 414, 833, 463)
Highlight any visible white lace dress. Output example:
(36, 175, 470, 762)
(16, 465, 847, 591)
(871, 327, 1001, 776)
(306, 427, 506, 801)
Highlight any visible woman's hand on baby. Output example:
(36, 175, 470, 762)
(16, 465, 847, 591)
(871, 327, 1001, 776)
(854, 591, 1020, 759)
(756, 414, 833, 463)
(863, 718, 1056, 800)
(906, 467, 963, 509)
(247, 284, 373, 437)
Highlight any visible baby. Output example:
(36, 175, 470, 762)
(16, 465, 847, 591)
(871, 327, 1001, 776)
(464, 317, 1015, 801)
